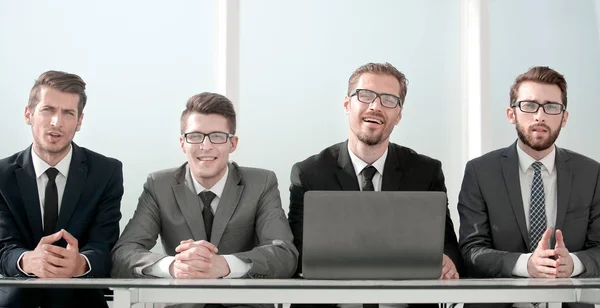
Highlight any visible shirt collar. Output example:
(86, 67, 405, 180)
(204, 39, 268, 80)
(347, 143, 388, 177)
(516, 143, 556, 174)
(32, 145, 73, 179)
(191, 165, 229, 199)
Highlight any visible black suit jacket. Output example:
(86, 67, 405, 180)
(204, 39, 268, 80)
(287, 141, 462, 307)
(458, 142, 600, 308)
(0, 143, 123, 308)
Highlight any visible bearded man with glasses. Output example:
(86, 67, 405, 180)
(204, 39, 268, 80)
(458, 66, 600, 308)
(288, 62, 462, 308)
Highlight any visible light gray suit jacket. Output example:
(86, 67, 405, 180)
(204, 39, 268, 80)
(458, 142, 600, 307)
(111, 161, 298, 280)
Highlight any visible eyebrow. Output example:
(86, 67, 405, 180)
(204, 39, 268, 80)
(520, 99, 561, 105)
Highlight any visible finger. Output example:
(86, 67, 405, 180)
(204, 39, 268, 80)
(453, 272, 460, 279)
(443, 269, 457, 280)
(441, 254, 449, 266)
(175, 242, 198, 253)
(440, 263, 451, 277)
(535, 249, 557, 259)
(41, 263, 69, 278)
(536, 265, 558, 275)
(175, 248, 213, 262)
(60, 229, 79, 250)
(179, 239, 194, 245)
(533, 257, 558, 268)
(539, 227, 553, 250)
(174, 260, 211, 276)
(555, 247, 569, 258)
(555, 229, 565, 249)
(194, 240, 218, 254)
(43, 253, 70, 268)
(43, 244, 70, 257)
(179, 259, 212, 272)
(38, 231, 63, 246)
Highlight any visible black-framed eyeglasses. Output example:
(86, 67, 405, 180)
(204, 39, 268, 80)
(511, 100, 566, 115)
(183, 132, 234, 144)
(349, 89, 403, 109)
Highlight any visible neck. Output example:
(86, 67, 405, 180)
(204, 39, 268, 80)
(193, 166, 227, 190)
(33, 144, 70, 167)
(517, 140, 554, 161)
(348, 134, 388, 164)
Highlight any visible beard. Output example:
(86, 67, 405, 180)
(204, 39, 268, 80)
(357, 131, 383, 146)
(515, 120, 561, 152)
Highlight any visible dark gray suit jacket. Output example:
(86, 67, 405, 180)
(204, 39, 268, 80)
(111, 162, 298, 308)
(458, 142, 600, 307)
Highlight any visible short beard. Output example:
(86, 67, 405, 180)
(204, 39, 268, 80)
(357, 132, 383, 146)
(515, 120, 561, 152)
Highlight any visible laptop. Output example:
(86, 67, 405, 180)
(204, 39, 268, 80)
(302, 191, 446, 280)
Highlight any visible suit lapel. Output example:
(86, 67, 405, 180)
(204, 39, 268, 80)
(172, 164, 206, 240)
(15, 147, 43, 241)
(501, 142, 530, 248)
(56, 144, 87, 231)
(211, 162, 243, 247)
(335, 141, 360, 190)
(554, 147, 571, 232)
(381, 144, 403, 191)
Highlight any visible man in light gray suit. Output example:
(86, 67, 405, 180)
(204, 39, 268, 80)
(458, 66, 600, 307)
(111, 92, 298, 306)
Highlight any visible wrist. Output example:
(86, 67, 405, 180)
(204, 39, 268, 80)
(75, 254, 88, 276)
(219, 255, 231, 278)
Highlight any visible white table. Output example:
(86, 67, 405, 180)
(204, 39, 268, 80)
(1, 278, 600, 307)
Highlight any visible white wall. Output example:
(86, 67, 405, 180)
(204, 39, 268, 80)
(236, 0, 464, 228)
(0, 0, 216, 241)
(489, 0, 600, 161)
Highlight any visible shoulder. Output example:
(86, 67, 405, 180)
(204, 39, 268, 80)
(294, 142, 344, 171)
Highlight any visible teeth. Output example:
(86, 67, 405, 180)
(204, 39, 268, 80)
(364, 118, 382, 124)
(198, 157, 216, 161)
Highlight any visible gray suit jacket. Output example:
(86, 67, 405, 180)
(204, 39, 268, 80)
(458, 142, 600, 308)
(111, 162, 298, 306)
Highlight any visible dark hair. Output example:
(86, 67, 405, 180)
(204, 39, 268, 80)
(510, 66, 567, 108)
(180, 92, 237, 134)
(29, 70, 87, 116)
(347, 62, 409, 103)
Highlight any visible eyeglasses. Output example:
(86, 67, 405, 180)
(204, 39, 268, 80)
(511, 100, 566, 115)
(183, 132, 234, 144)
(349, 89, 403, 109)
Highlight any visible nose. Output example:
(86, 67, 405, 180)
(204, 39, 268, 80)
(200, 136, 214, 149)
(50, 113, 61, 127)
(533, 108, 546, 122)
(369, 97, 384, 111)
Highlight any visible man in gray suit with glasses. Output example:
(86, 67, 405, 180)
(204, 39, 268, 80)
(458, 66, 600, 308)
(111, 92, 298, 307)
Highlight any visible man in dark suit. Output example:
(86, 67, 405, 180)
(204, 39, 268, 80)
(0, 70, 123, 308)
(288, 62, 462, 308)
(111, 92, 298, 307)
(458, 66, 600, 307)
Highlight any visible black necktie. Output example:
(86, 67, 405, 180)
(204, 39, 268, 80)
(44, 167, 59, 236)
(361, 166, 378, 308)
(361, 165, 377, 191)
(199, 191, 217, 242)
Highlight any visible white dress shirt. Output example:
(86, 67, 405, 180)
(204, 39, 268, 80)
(345, 145, 406, 308)
(511, 145, 584, 278)
(17, 146, 91, 276)
(146, 165, 251, 278)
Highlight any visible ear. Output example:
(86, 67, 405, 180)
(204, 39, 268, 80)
(75, 113, 84, 132)
(229, 136, 238, 153)
(506, 107, 516, 124)
(561, 110, 569, 128)
(24, 106, 32, 125)
(180, 135, 187, 154)
(344, 95, 350, 115)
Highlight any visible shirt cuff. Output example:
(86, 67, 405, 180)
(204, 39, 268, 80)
(570, 253, 585, 277)
(222, 255, 251, 278)
(73, 254, 92, 277)
(511, 253, 532, 277)
(144, 256, 175, 278)
(17, 251, 35, 277)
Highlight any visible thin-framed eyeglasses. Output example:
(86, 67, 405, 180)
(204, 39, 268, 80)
(349, 89, 403, 109)
(510, 100, 566, 115)
(183, 132, 235, 144)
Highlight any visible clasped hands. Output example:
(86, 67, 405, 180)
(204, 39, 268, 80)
(169, 239, 231, 279)
(20, 229, 88, 278)
(527, 227, 574, 278)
